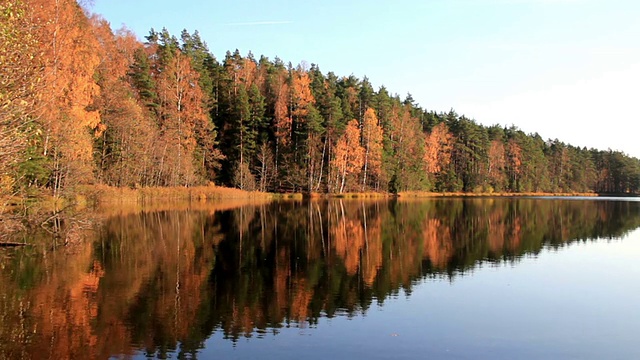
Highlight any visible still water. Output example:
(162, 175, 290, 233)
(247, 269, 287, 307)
(1, 197, 639, 359)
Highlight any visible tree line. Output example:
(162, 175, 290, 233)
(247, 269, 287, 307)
(1, 0, 639, 199)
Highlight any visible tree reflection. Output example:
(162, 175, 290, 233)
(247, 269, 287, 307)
(1, 198, 639, 358)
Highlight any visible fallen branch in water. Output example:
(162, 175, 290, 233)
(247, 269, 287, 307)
(0, 242, 30, 247)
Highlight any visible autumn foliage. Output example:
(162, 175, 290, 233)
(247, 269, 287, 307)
(0, 0, 638, 202)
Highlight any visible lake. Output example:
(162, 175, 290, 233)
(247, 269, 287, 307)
(1, 197, 639, 359)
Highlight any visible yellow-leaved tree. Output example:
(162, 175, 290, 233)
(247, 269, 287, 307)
(0, 0, 42, 198)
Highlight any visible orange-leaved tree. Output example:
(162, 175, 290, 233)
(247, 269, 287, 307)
(423, 121, 453, 189)
(90, 17, 159, 187)
(331, 119, 364, 193)
(156, 49, 209, 187)
(487, 139, 506, 192)
(506, 138, 522, 191)
(361, 107, 383, 191)
(28, 0, 102, 195)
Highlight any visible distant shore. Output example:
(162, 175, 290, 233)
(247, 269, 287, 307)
(396, 191, 600, 198)
(3, 186, 633, 214)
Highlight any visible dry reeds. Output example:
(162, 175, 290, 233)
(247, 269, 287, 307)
(78, 184, 275, 205)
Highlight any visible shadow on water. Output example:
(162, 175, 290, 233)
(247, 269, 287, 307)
(1, 197, 640, 358)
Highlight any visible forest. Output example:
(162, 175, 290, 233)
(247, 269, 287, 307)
(1, 0, 639, 201)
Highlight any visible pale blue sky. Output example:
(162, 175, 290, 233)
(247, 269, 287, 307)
(93, 0, 640, 157)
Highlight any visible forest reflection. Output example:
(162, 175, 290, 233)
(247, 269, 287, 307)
(1, 198, 640, 359)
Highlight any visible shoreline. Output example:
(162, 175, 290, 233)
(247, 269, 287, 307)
(396, 191, 601, 198)
(3, 185, 638, 214)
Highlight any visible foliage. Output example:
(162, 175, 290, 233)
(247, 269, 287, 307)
(0, 3, 639, 201)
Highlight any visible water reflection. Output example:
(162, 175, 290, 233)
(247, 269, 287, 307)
(1, 198, 639, 358)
